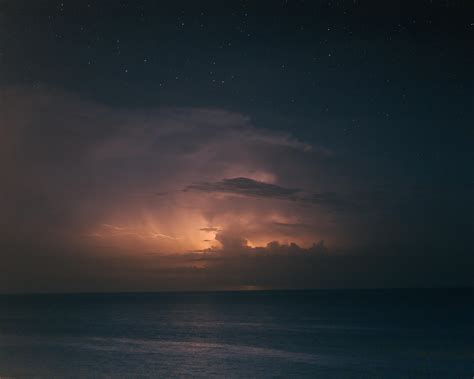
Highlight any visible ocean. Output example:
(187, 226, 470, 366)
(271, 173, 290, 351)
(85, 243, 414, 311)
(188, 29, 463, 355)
(0, 289, 472, 378)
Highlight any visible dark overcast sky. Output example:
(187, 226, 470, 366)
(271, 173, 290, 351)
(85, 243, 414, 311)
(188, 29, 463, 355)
(0, 0, 473, 292)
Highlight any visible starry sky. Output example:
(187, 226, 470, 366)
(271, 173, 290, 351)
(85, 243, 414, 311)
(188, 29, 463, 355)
(1, 0, 473, 292)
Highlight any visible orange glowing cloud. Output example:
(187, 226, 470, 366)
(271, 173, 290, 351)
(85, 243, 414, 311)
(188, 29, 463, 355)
(2, 87, 351, 263)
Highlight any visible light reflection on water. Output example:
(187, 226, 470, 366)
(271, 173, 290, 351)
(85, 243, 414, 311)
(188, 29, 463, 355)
(0, 289, 472, 378)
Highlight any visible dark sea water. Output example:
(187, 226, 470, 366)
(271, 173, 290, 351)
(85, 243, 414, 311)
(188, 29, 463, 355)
(0, 289, 472, 378)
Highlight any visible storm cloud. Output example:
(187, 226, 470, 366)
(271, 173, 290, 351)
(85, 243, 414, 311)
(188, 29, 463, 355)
(1, 86, 472, 293)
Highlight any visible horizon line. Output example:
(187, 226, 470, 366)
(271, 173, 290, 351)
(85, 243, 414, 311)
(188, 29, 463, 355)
(1, 286, 472, 297)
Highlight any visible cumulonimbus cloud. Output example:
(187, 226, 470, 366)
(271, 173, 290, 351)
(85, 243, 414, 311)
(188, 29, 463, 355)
(0, 86, 336, 254)
(3, 86, 471, 293)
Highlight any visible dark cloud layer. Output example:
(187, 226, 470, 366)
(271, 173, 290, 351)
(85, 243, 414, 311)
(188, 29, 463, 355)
(2, 241, 472, 294)
(187, 177, 301, 200)
(185, 177, 419, 215)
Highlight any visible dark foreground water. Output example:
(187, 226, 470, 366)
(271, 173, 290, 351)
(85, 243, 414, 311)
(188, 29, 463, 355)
(0, 289, 472, 378)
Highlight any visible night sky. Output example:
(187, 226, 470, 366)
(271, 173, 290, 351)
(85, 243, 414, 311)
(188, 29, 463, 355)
(1, 0, 473, 292)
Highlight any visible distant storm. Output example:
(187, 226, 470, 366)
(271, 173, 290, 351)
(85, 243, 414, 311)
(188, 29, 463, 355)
(1, 0, 472, 292)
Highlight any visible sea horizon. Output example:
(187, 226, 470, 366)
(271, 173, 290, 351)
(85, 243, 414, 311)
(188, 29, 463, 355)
(1, 286, 473, 296)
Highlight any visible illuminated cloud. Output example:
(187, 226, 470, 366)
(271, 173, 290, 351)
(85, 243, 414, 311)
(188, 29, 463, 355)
(199, 227, 219, 232)
(0, 86, 334, 255)
(1, 86, 472, 292)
